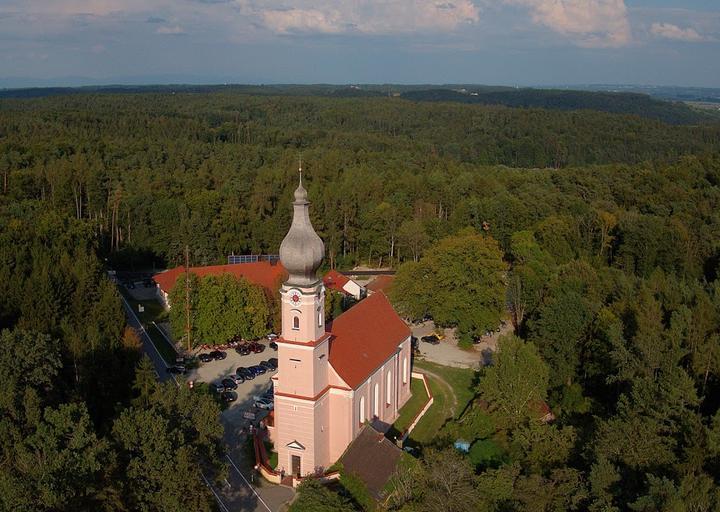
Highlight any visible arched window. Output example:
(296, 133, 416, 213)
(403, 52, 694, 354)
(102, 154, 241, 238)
(359, 396, 366, 424)
(386, 371, 392, 405)
(293, 316, 299, 330)
(402, 358, 408, 384)
(373, 383, 379, 417)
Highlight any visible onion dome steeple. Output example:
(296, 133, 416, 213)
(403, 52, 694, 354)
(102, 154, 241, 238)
(279, 163, 325, 286)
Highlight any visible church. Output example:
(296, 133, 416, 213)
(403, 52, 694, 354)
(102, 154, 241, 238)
(272, 173, 413, 478)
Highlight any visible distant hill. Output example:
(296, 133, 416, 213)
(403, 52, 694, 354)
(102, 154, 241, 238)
(1, 83, 716, 125)
(400, 88, 714, 125)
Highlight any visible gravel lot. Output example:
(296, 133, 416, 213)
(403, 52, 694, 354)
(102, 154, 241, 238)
(412, 320, 513, 368)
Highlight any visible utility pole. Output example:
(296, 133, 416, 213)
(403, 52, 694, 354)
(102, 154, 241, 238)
(184, 244, 192, 353)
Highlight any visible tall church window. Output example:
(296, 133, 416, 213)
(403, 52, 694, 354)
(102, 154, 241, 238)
(403, 358, 408, 384)
(359, 396, 366, 424)
(386, 371, 392, 405)
(373, 383, 379, 418)
(293, 316, 299, 330)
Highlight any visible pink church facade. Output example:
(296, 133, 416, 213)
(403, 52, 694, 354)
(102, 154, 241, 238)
(271, 174, 412, 477)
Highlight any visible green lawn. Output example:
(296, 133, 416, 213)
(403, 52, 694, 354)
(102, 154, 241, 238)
(413, 360, 477, 413)
(393, 378, 430, 434)
(117, 287, 177, 365)
(145, 323, 178, 365)
(406, 360, 477, 445)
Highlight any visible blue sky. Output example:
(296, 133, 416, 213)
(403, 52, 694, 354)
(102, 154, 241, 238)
(1, 0, 719, 87)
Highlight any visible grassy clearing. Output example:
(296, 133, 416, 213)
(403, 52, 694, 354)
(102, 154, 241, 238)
(393, 378, 429, 434)
(407, 360, 477, 445)
(413, 359, 477, 413)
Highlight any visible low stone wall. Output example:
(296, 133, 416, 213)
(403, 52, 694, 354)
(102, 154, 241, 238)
(400, 372, 434, 442)
(253, 429, 282, 484)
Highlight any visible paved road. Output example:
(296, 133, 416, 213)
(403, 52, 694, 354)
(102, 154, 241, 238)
(118, 290, 294, 511)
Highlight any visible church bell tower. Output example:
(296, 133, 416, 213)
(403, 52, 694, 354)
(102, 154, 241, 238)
(275, 164, 332, 477)
(278, 166, 325, 343)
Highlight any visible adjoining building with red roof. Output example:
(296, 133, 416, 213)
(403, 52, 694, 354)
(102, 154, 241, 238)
(268, 174, 412, 479)
(153, 261, 287, 308)
(322, 269, 364, 300)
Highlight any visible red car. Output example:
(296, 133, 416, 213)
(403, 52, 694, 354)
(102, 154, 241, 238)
(248, 341, 265, 354)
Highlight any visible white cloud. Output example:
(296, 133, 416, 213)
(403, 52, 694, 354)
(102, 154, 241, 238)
(503, 0, 631, 48)
(650, 22, 706, 42)
(156, 24, 185, 34)
(239, 1, 480, 35)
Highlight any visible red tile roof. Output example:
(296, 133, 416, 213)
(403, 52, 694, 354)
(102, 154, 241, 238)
(329, 292, 410, 389)
(366, 275, 395, 294)
(153, 261, 287, 295)
(323, 269, 351, 294)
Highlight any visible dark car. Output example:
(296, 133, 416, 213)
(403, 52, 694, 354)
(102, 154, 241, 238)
(198, 353, 213, 363)
(250, 365, 267, 376)
(209, 350, 227, 360)
(221, 391, 237, 402)
(248, 342, 266, 354)
(222, 378, 238, 390)
(166, 365, 186, 374)
(236, 367, 255, 380)
(268, 357, 278, 367)
(235, 344, 250, 356)
(211, 383, 225, 393)
(421, 335, 440, 345)
(231, 374, 245, 384)
(259, 360, 274, 370)
(269, 341, 278, 351)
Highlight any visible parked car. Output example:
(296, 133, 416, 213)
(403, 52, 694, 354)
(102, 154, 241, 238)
(269, 341, 278, 351)
(166, 365, 186, 374)
(267, 357, 278, 369)
(221, 391, 237, 403)
(230, 374, 245, 384)
(267, 333, 278, 341)
(222, 378, 238, 390)
(211, 383, 225, 393)
(236, 367, 255, 380)
(248, 342, 265, 354)
(254, 398, 274, 410)
(198, 353, 213, 363)
(259, 360, 275, 370)
(235, 344, 250, 356)
(249, 365, 267, 376)
(421, 335, 440, 345)
(209, 350, 227, 360)
(253, 389, 274, 402)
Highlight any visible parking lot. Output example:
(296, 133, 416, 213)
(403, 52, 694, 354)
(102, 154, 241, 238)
(188, 342, 277, 431)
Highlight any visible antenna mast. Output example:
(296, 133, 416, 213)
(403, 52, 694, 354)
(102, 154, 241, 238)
(184, 244, 191, 352)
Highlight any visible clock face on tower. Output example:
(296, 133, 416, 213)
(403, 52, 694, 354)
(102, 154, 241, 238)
(288, 289, 302, 307)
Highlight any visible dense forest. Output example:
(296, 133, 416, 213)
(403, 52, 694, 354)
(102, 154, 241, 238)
(2, 89, 720, 510)
(400, 88, 717, 125)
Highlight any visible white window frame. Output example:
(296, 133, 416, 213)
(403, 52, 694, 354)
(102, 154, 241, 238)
(386, 371, 392, 405)
(373, 383, 379, 417)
